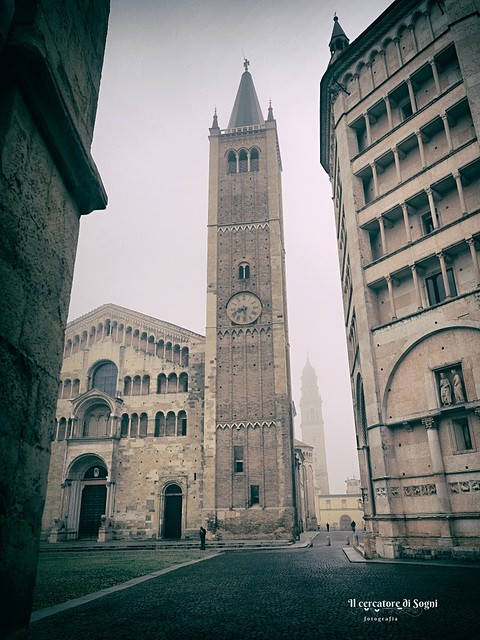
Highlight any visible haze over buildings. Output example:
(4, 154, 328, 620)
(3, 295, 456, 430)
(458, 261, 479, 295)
(68, 0, 391, 493)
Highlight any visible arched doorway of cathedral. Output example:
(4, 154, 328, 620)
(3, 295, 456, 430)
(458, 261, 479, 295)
(163, 484, 182, 539)
(65, 455, 110, 539)
(339, 514, 351, 530)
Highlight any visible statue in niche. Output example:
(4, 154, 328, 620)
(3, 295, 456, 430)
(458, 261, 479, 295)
(451, 369, 466, 404)
(439, 372, 452, 406)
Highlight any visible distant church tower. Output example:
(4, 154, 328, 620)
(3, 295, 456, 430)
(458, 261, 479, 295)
(300, 357, 330, 495)
(203, 61, 297, 539)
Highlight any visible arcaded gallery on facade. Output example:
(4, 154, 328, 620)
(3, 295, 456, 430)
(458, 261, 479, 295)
(321, 0, 480, 558)
(42, 66, 316, 543)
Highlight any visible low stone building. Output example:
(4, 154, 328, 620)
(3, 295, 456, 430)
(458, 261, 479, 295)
(316, 478, 364, 531)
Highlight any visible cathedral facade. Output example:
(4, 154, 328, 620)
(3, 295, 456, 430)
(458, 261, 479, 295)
(320, 0, 480, 559)
(42, 65, 299, 542)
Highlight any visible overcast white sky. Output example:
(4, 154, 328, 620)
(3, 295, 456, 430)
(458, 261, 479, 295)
(69, 0, 390, 494)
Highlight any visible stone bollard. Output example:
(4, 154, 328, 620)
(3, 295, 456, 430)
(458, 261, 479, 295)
(326, 536, 331, 546)
(345, 535, 350, 545)
(353, 534, 359, 547)
(307, 536, 313, 547)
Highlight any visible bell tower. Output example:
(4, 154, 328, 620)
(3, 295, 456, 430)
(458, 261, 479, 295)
(300, 357, 330, 495)
(203, 61, 296, 539)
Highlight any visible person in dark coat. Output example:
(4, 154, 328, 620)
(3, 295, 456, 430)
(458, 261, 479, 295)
(199, 526, 206, 550)
(351, 520, 356, 533)
(326, 523, 330, 532)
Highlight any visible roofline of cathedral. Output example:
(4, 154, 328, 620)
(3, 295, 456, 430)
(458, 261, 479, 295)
(67, 303, 205, 341)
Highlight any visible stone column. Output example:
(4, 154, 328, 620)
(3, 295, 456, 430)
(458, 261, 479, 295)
(430, 59, 441, 94)
(370, 162, 379, 198)
(354, 74, 361, 100)
(406, 78, 417, 113)
(394, 37, 403, 66)
(426, 11, 435, 40)
(467, 237, 480, 287)
(426, 188, 438, 228)
(386, 275, 397, 320)
(401, 202, 412, 243)
(422, 417, 453, 540)
(378, 217, 388, 255)
(416, 131, 427, 167)
(380, 50, 389, 79)
(453, 172, 467, 214)
(393, 147, 402, 184)
(408, 24, 418, 53)
(364, 113, 372, 146)
(410, 264, 424, 309)
(442, 113, 453, 152)
(384, 96, 393, 128)
(437, 251, 452, 298)
(367, 62, 375, 89)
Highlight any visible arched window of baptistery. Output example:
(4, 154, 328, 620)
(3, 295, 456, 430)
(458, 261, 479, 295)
(124, 376, 132, 395)
(181, 347, 189, 366)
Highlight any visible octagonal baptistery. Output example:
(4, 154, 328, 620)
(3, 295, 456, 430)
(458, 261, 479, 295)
(42, 304, 205, 541)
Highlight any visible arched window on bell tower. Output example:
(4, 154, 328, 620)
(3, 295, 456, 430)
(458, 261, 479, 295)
(239, 262, 250, 280)
(228, 151, 237, 174)
(238, 149, 248, 172)
(250, 148, 259, 171)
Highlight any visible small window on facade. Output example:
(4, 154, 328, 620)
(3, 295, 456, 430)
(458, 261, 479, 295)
(234, 446, 244, 473)
(452, 419, 473, 451)
(239, 262, 250, 280)
(239, 149, 248, 173)
(342, 499, 347, 509)
(326, 499, 331, 510)
(426, 269, 457, 305)
(250, 148, 259, 171)
(228, 151, 237, 174)
(422, 212, 435, 235)
(93, 362, 118, 397)
(250, 484, 260, 505)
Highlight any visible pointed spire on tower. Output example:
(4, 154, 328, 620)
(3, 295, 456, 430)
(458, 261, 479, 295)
(211, 107, 219, 130)
(329, 14, 349, 62)
(267, 100, 274, 121)
(228, 60, 265, 129)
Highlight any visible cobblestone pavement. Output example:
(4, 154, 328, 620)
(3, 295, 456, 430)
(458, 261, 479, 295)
(28, 532, 478, 640)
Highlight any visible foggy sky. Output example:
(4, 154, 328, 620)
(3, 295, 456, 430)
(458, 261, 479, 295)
(69, 0, 390, 493)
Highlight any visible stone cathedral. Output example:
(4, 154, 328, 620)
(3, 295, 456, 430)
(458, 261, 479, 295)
(42, 64, 298, 542)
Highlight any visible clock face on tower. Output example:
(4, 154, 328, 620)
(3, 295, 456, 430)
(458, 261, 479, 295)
(226, 292, 262, 325)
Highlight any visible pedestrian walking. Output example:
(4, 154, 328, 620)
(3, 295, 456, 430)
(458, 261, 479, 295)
(351, 520, 356, 533)
(326, 523, 330, 532)
(199, 526, 206, 550)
